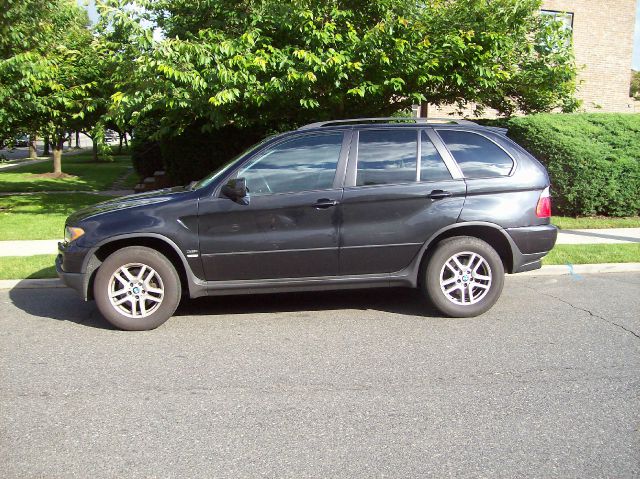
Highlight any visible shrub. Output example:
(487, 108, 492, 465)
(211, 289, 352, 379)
(131, 139, 163, 179)
(159, 124, 267, 185)
(505, 113, 640, 217)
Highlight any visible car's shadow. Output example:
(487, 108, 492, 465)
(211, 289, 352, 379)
(9, 287, 115, 330)
(9, 286, 441, 330)
(176, 288, 440, 318)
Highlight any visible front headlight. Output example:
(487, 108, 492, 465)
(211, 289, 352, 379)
(64, 226, 85, 244)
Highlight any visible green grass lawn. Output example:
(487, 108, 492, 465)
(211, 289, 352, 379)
(0, 255, 57, 279)
(121, 169, 140, 188)
(543, 244, 640, 265)
(0, 193, 113, 240)
(0, 152, 132, 192)
(553, 216, 640, 229)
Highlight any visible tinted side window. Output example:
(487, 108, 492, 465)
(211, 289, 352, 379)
(357, 130, 417, 186)
(437, 130, 513, 178)
(420, 131, 452, 182)
(238, 133, 342, 194)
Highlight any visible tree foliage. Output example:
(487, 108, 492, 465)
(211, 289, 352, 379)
(0, 0, 111, 172)
(98, 0, 578, 138)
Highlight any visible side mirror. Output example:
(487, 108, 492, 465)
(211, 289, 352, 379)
(221, 177, 248, 203)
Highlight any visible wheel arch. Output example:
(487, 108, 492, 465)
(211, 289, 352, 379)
(82, 233, 202, 300)
(414, 222, 518, 287)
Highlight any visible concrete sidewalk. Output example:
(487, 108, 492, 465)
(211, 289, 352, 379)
(556, 228, 640, 245)
(0, 227, 638, 258)
(0, 240, 60, 256)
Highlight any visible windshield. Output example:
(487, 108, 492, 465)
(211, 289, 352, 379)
(191, 136, 273, 190)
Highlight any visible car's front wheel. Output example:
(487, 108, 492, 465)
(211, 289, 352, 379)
(94, 246, 181, 330)
(424, 236, 504, 317)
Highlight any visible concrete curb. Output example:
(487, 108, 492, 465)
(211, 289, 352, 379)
(1, 263, 639, 290)
(516, 263, 640, 276)
(0, 278, 66, 290)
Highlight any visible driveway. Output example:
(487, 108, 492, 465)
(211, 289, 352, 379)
(1, 273, 639, 478)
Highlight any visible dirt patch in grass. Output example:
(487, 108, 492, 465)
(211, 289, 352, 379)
(31, 172, 78, 180)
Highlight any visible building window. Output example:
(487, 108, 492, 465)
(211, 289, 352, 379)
(540, 9, 574, 33)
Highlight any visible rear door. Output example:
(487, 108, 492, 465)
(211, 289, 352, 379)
(339, 128, 466, 275)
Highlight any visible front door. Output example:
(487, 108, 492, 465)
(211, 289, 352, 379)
(340, 128, 466, 275)
(198, 131, 348, 281)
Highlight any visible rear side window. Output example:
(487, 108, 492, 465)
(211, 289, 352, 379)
(437, 130, 513, 178)
(420, 131, 452, 182)
(356, 130, 417, 186)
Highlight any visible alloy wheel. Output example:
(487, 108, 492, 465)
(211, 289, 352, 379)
(439, 251, 492, 305)
(108, 263, 165, 318)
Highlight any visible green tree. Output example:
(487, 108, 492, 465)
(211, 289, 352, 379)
(98, 0, 577, 138)
(0, 0, 106, 173)
(0, 0, 58, 143)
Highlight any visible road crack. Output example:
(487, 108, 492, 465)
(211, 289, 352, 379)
(523, 284, 640, 341)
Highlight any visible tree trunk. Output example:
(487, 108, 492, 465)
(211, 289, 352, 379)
(28, 134, 38, 159)
(118, 132, 123, 154)
(420, 102, 429, 118)
(92, 137, 98, 162)
(43, 136, 50, 156)
(53, 139, 64, 175)
(75, 131, 80, 149)
(124, 132, 129, 148)
(68, 134, 72, 148)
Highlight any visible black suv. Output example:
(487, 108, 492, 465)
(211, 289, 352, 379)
(57, 118, 557, 330)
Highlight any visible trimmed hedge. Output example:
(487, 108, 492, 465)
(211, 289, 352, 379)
(158, 124, 268, 186)
(131, 139, 163, 179)
(505, 114, 640, 217)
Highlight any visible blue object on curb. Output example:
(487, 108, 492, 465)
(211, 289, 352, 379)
(566, 262, 583, 280)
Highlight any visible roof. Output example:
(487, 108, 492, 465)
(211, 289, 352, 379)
(297, 117, 478, 130)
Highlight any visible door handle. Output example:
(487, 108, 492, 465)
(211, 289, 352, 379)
(312, 199, 339, 209)
(427, 190, 452, 200)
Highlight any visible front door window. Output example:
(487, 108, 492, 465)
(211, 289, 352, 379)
(238, 133, 343, 195)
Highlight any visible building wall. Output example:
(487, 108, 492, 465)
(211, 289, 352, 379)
(542, 0, 636, 112)
(429, 0, 637, 116)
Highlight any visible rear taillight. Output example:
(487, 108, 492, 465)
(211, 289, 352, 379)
(536, 187, 551, 218)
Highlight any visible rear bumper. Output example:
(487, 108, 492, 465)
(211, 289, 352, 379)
(505, 224, 558, 274)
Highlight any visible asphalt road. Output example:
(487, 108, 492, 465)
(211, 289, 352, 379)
(1, 273, 639, 478)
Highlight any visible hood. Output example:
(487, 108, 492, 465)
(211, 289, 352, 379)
(67, 186, 191, 224)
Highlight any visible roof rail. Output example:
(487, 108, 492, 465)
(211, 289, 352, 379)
(298, 117, 477, 130)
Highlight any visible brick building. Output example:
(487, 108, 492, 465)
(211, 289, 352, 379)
(429, 0, 638, 115)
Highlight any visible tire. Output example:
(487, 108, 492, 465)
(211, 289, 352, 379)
(424, 236, 505, 318)
(94, 246, 181, 331)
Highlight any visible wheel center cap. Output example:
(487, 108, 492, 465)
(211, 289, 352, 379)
(132, 287, 140, 294)
(462, 275, 469, 282)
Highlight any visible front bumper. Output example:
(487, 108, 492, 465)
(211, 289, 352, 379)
(56, 253, 85, 296)
(56, 241, 93, 300)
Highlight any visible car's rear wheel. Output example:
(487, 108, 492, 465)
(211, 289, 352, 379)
(94, 246, 181, 330)
(424, 236, 504, 317)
